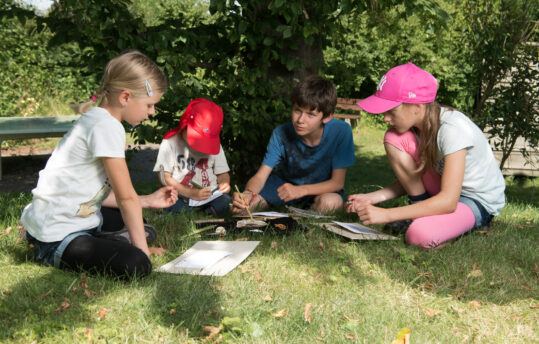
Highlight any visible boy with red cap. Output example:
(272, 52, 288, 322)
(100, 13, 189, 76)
(153, 98, 231, 216)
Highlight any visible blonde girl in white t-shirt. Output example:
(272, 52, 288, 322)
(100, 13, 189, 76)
(21, 50, 178, 278)
(346, 63, 505, 249)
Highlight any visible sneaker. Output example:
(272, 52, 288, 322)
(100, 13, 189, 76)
(98, 224, 157, 245)
(383, 219, 412, 234)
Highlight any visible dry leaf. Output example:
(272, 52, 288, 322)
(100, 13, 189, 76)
(84, 289, 93, 298)
(314, 273, 322, 280)
(203, 325, 222, 341)
(345, 334, 356, 339)
(522, 283, 532, 291)
(304, 303, 312, 323)
(38, 288, 54, 299)
(530, 304, 539, 309)
(469, 300, 481, 309)
(170, 309, 176, 314)
(423, 308, 441, 317)
(512, 315, 523, 320)
(391, 328, 410, 344)
(4, 226, 12, 235)
(85, 328, 93, 341)
(319, 241, 325, 249)
(263, 295, 273, 302)
(235, 237, 248, 241)
(343, 314, 362, 323)
(467, 269, 483, 278)
(149, 246, 166, 256)
(55, 298, 71, 312)
(534, 264, 538, 277)
(238, 265, 249, 274)
(229, 291, 236, 297)
(253, 271, 263, 282)
(98, 307, 111, 320)
(271, 241, 278, 249)
(271, 308, 286, 318)
(451, 306, 465, 313)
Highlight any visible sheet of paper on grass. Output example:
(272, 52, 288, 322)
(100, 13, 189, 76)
(332, 221, 379, 235)
(189, 190, 223, 207)
(251, 211, 289, 217)
(156, 241, 260, 276)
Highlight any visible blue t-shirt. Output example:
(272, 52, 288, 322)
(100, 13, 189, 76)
(262, 118, 355, 186)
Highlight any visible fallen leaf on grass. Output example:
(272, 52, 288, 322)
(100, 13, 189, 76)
(423, 308, 441, 317)
(345, 334, 356, 340)
(271, 308, 286, 318)
(98, 307, 111, 320)
(343, 314, 362, 323)
(522, 283, 532, 291)
(263, 295, 273, 302)
(235, 237, 248, 241)
(469, 300, 481, 309)
(314, 273, 322, 280)
(85, 328, 93, 341)
(530, 304, 539, 309)
(391, 328, 410, 344)
(319, 241, 325, 249)
(38, 288, 54, 299)
(238, 265, 249, 274)
(203, 325, 222, 341)
(55, 298, 71, 312)
(253, 271, 263, 282)
(467, 269, 483, 278)
(2, 226, 12, 235)
(304, 303, 312, 323)
(451, 306, 465, 313)
(229, 291, 236, 297)
(84, 289, 93, 298)
(271, 241, 277, 249)
(149, 246, 166, 256)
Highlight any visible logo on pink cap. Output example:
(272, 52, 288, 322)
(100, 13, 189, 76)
(358, 63, 438, 114)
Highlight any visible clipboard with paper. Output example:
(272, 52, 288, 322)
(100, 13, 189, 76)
(320, 221, 398, 241)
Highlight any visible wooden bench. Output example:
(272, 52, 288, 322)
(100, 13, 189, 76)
(0, 115, 80, 180)
(334, 97, 362, 128)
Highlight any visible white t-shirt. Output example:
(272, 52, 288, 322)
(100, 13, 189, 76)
(153, 135, 229, 191)
(436, 108, 505, 215)
(21, 107, 125, 242)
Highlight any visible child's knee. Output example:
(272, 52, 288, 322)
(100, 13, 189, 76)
(312, 193, 343, 212)
(405, 220, 435, 248)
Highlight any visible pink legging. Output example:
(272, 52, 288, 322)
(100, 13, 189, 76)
(384, 129, 476, 248)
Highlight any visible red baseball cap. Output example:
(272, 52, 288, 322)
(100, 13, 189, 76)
(358, 63, 438, 114)
(163, 98, 223, 154)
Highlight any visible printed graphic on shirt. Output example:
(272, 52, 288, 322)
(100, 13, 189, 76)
(76, 179, 112, 217)
(177, 154, 211, 188)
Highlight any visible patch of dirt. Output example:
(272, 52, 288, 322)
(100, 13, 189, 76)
(0, 144, 160, 194)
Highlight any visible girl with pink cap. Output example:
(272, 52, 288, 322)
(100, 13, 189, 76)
(346, 63, 505, 249)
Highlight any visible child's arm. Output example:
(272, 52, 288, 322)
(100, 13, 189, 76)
(102, 157, 149, 256)
(216, 172, 231, 194)
(346, 181, 405, 212)
(354, 149, 466, 224)
(232, 164, 273, 210)
(276, 167, 347, 202)
(163, 171, 211, 201)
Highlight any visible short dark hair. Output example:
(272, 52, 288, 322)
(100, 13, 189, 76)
(291, 75, 337, 118)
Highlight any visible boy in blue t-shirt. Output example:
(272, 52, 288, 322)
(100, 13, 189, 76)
(232, 75, 355, 214)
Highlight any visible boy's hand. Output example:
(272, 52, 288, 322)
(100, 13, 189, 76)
(144, 186, 178, 208)
(191, 188, 211, 201)
(218, 182, 231, 194)
(277, 183, 303, 202)
(232, 191, 253, 212)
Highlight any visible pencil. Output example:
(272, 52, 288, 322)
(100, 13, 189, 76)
(190, 180, 204, 189)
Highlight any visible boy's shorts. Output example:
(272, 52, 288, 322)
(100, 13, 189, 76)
(259, 174, 345, 208)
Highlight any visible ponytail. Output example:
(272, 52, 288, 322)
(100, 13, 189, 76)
(416, 102, 441, 174)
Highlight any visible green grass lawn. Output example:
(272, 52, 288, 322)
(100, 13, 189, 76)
(0, 120, 537, 343)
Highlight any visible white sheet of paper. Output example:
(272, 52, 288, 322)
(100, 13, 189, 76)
(156, 241, 260, 276)
(189, 190, 223, 207)
(251, 211, 289, 217)
(175, 250, 231, 270)
(332, 221, 379, 235)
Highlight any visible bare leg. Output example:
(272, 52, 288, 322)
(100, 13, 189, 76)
(312, 193, 343, 213)
(384, 142, 426, 197)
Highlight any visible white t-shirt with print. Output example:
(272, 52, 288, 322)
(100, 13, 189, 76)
(436, 108, 505, 215)
(21, 107, 126, 242)
(153, 135, 229, 191)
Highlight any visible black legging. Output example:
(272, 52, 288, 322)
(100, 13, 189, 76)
(60, 207, 152, 279)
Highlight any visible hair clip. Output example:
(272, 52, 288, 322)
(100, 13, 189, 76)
(145, 80, 153, 97)
(91, 95, 97, 102)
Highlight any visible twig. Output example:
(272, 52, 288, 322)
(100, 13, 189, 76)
(235, 185, 254, 220)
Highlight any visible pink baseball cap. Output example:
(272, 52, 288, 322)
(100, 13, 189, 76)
(357, 63, 438, 114)
(163, 98, 223, 154)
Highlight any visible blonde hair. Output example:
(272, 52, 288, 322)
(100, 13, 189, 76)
(71, 50, 167, 114)
(411, 102, 441, 174)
